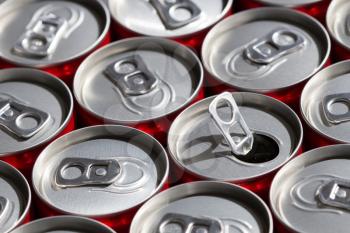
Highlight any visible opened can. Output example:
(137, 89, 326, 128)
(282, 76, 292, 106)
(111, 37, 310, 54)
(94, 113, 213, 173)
(167, 92, 303, 199)
(202, 8, 330, 108)
(32, 125, 169, 232)
(0, 0, 111, 86)
(0, 68, 75, 177)
(0, 161, 31, 233)
(73, 37, 204, 142)
(108, 0, 233, 51)
(270, 145, 350, 233)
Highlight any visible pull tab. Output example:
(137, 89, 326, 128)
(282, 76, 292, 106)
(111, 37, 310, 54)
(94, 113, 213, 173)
(209, 92, 254, 156)
(158, 213, 223, 233)
(317, 179, 350, 211)
(55, 158, 121, 188)
(244, 28, 306, 65)
(0, 99, 50, 139)
(0, 197, 9, 221)
(104, 55, 158, 96)
(322, 93, 350, 124)
(150, 0, 201, 30)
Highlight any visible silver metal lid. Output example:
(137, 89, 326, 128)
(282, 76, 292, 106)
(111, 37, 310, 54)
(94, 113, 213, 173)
(202, 8, 330, 93)
(0, 161, 31, 233)
(255, 0, 322, 7)
(74, 37, 203, 123)
(0, 68, 73, 155)
(32, 125, 169, 217)
(10, 216, 116, 233)
(131, 181, 273, 233)
(108, 0, 233, 38)
(0, 0, 110, 68)
(270, 145, 350, 233)
(168, 92, 302, 181)
(301, 61, 350, 143)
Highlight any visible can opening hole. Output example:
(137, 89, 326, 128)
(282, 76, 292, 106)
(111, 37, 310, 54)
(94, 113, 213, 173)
(216, 99, 234, 123)
(160, 222, 184, 233)
(16, 113, 40, 130)
(114, 61, 137, 74)
(170, 6, 193, 22)
(61, 164, 84, 180)
(273, 31, 297, 47)
(328, 100, 350, 115)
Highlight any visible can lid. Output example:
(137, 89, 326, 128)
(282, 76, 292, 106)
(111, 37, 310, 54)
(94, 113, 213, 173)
(32, 125, 169, 216)
(168, 92, 302, 181)
(0, 0, 110, 68)
(109, 0, 233, 38)
(0, 68, 73, 155)
(74, 37, 203, 123)
(270, 145, 350, 233)
(0, 161, 31, 233)
(301, 61, 350, 143)
(131, 181, 273, 233)
(256, 0, 322, 7)
(202, 8, 330, 92)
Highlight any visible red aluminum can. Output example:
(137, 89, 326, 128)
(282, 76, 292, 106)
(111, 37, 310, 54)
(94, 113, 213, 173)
(167, 92, 303, 200)
(0, 68, 75, 177)
(32, 125, 169, 233)
(108, 0, 233, 52)
(202, 8, 330, 109)
(73, 37, 204, 144)
(0, 161, 31, 233)
(0, 0, 111, 86)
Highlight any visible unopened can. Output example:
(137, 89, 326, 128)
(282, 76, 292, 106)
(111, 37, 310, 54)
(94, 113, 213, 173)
(270, 145, 350, 233)
(0, 161, 31, 233)
(236, 0, 331, 23)
(167, 92, 303, 199)
(301, 60, 350, 149)
(0, 68, 74, 177)
(73, 37, 204, 142)
(108, 0, 233, 51)
(0, 0, 111, 86)
(32, 125, 169, 232)
(131, 181, 273, 233)
(202, 8, 330, 108)
(10, 216, 116, 233)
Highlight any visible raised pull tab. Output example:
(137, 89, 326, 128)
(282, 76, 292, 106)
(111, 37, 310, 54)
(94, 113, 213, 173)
(55, 158, 121, 188)
(150, 0, 201, 30)
(0, 197, 9, 220)
(244, 28, 306, 65)
(158, 213, 223, 233)
(0, 99, 50, 139)
(104, 55, 158, 96)
(322, 93, 350, 124)
(209, 92, 254, 156)
(317, 179, 350, 211)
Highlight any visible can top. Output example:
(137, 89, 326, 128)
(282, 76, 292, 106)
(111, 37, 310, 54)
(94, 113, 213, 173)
(0, 68, 73, 155)
(327, 0, 350, 50)
(301, 61, 350, 143)
(0, 0, 110, 68)
(256, 0, 322, 7)
(270, 145, 350, 233)
(33, 125, 169, 217)
(108, 0, 233, 38)
(202, 8, 330, 92)
(168, 92, 302, 181)
(0, 161, 31, 233)
(74, 37, 203, 123)
(131, 181, 273, 233)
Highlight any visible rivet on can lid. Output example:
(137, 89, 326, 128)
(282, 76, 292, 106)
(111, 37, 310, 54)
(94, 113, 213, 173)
(317, 179, 350, 211)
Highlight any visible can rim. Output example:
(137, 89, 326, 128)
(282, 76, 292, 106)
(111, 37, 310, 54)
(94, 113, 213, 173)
(73, 37, 204, 124)
(201, 7, 331, 93)
(0, 68, 74, 156)
(108, 0, 233, 38)
(32, 124, 170, 217)
(0, 0, 111, 68)
(253, 0, 323, 7)
(167, 92, 304, 182)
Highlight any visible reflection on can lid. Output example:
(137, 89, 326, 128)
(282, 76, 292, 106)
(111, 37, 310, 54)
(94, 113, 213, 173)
(168, 92, 302, 181)
(0, 68, 73, 155)
(74, 37, 203, 123)
(255, 0, 322, 7)
(0, 0, 110, 67)
(270, 145, 350, 233)
(32, 125, 169, 216)
(108, 0, 233, 38)
(0, 161, 31, 233)
(202, 8, 330, 92)
(131, 181, 273, 233)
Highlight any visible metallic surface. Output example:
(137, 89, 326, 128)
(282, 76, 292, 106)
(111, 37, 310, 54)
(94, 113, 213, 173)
(254, 0, 322, 7)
